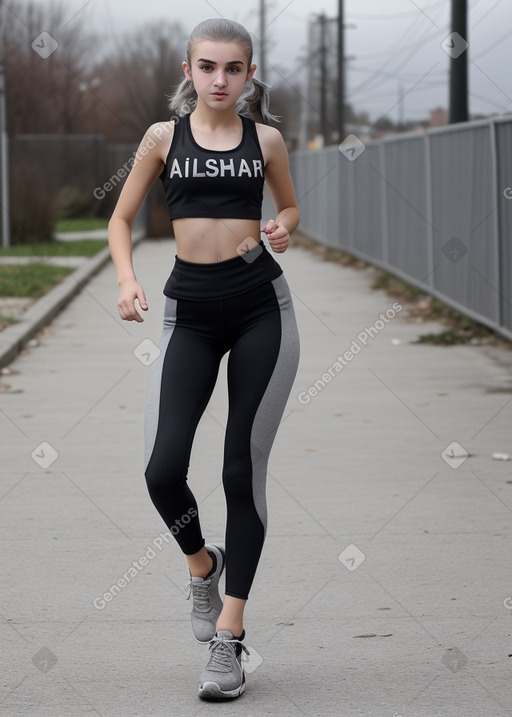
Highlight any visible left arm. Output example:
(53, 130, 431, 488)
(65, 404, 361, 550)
(258, 125, 300, 253)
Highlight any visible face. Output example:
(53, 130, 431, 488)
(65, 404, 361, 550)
(183, 40, 256, 111)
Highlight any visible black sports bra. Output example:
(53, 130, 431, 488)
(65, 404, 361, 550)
(160, 113, 265, 221)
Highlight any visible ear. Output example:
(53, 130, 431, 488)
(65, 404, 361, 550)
(246, 63, 257, 83)
(182, 61, 192, 81)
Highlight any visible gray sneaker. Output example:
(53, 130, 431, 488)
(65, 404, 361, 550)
(198, 630, 249, 700)
(185, 544, 225, 644)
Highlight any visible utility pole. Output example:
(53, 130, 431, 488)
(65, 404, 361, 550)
(398, 82, 405, 131)
(301, 18, 316, 149)
(259, 0, 267, 84)
(0, 1, 10, 247)
(449, 0, 468, 123)
(319, 13, 328, 146)
(337, 0, 345, 142)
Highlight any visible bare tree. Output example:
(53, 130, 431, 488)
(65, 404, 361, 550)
(5, 1, 99, 133)
(96, 21, 187, 141)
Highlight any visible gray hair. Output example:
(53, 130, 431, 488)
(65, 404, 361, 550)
(168, 18, 279, 124)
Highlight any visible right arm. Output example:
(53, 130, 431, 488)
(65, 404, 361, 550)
(108, 121, 173, 322)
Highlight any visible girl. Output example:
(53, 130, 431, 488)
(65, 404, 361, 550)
(108, 18, 300, 701)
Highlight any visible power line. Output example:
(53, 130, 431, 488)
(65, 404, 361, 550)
(348, 10, 447, 98)
(352, 80, 447, 103)
(472, 25, 512, 61)
(349, 64, 447, 81)
(470, 91, 510, 112)
(348, 0, 446, 21)
(354, 22, 446, 62)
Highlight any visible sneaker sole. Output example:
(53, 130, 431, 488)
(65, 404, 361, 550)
(198, 680, 245, 700)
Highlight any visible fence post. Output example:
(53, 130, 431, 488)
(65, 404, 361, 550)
(347, 156, 355, 252)
(290, 119, 512, 341)
(379, 140, 389, 267)
(424, 131, 435, 289)
(488, 118, 502, 327)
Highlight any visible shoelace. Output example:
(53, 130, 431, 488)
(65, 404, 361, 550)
(205, 635, 250, 674)
(184, 577, 212, 612)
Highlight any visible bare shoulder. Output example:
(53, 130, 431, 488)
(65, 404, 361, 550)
(146, 120, 175, 140)
(131, 121, 174, 164)
(254, 123, 289, 168)
(254, 122, 286, 152)
(141, 120, 175, 163)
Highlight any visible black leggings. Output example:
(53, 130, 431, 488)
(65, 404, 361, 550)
(144, 245, 300, 600)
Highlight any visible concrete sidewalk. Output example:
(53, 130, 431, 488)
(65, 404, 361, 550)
(0, 229, 145, 369)
(1, 237, 511, 717)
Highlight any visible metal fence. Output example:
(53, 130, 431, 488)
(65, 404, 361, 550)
(288, 115, 512, 341)
(9, 135, 147, 237)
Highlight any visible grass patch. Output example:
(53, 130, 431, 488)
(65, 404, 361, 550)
(0, 314, 19, 330)
(373, 272, 497, 344)
(0, 264, 74, 299)
(371, 271, 495, 344)
(291, 231, 368, 268)
(412, 302, 493, 345)
(371, 272, 422, 302)
(55, 217, 109, 233)
(415, 330, 477, 345)
(0, 239, 107, 258)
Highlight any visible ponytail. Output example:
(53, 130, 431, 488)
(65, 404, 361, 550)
(238, 78, 280, 124)
(167, 78, 197, 118)
(167, 18, 279, 124)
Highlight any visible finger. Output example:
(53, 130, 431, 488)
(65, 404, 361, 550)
(119, 302, 143, 322)
(269, 235, 289, 246)
(137, 290, 148, 311)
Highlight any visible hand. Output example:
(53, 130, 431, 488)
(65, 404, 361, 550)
(262, 219, 290, 254)
(117, 279, 148, 323)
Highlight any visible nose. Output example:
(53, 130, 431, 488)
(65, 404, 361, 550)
(213, 70, 228, 88)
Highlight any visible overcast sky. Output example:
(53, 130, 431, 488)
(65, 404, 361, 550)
(30, 0, 512, 123)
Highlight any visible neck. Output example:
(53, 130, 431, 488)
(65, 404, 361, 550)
(191, 101, 240, 129)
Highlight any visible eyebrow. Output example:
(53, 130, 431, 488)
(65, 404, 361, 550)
(196, 58, 245, 65)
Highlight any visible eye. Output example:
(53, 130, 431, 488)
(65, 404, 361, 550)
(199, 64, 212, 72)
(228, 66, 240, 73)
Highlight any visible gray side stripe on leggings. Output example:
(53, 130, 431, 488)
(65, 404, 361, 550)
(144, 297, 178, 473)
(250, 274, 300, 535)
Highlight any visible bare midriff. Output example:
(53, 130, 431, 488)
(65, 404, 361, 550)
(172, 217, 263, 262)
